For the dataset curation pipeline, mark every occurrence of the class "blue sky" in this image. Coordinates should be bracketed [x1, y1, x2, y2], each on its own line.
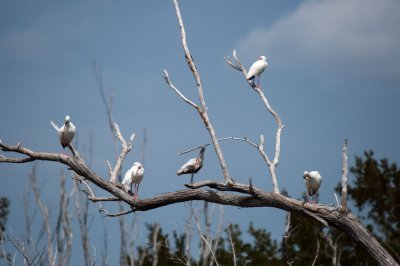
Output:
[1, 0, 400, 264]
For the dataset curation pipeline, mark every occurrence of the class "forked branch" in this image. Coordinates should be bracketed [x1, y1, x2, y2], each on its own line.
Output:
[165, 0, 233, 185]
[224, 50, 283, 194]
[107, 122, 135, 183]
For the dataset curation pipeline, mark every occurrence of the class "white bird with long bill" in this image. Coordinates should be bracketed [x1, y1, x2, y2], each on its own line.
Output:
[177, 146, 205, 184]
[123, 162, 145, 199]
[303, 171, 322, 204]
[50, 115, 76, 152]
[246, 56, 268, 89]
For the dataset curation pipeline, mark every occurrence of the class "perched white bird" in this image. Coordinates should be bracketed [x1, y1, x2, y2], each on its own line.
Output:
[177, 146, 206, 184]
[50, 115, 76, 150]
[246, 56, 268, 88]
[123, 162, 145, 199]
[303, 171, 323, 204]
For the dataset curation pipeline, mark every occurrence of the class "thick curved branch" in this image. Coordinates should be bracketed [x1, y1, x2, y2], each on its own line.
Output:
[0, 142, 397, 265]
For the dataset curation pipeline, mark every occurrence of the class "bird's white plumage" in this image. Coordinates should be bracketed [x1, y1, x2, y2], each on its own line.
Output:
[123, 162, 145, 196]
[303, 171, 322, 196]
[246, 56, 268, 80]
[177, 158, 198, 175]
[50, 115, 76, 148]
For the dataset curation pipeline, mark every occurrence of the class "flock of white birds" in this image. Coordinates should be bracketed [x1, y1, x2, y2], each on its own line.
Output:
[49, 56, 322, 202]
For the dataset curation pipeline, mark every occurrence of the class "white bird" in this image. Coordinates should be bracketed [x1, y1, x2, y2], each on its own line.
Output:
[50, 115, 76, 150]
[246, 56, 268, 88]
[122, 162, 145, 199]
[177, 146, 206, 184]
[303, 171, 323, 204]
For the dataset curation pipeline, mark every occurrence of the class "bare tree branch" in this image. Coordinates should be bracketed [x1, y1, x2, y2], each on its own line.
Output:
[29, 165, 54, 265]
[211, 204, 224, 266]
[178, 136, 258, 155]
[282, 212, 293, 266]
[108, 123, 136, 183]
[73, 176, 92, 266]
[227, 223, 237, 266]
[168, 0, 233, 185]
[162, 70, 199, 109]
[100, 208, 136, 218]
[0, 142, 398, 265]
[93, 62, 115, 134]
[341, 139, 348, 209]
[224, 51, 284, 194]
[190, 203, 219, 266]
[311, 224, 321, 266]
[321, 231, 343, 266]
[151, 223, 160, 266]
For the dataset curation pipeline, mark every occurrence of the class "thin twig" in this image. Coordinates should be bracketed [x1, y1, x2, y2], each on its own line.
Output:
[30, 165, 54, 265]
[151, 223, 160, 266]
[190, 203, 219, 266]
[227, 224, 237, 266]
[282, 212, 293, 266]
[161, 70, 199, 109]
[178, 136, 258, 155]
[311, 223, 321, 266]
[341, 139, 348, 209]
[100, 208, 135, 217]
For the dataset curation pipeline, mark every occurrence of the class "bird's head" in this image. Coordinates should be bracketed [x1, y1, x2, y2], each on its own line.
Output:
[134, 162, 143, 169]
[198, 146, 206, 157]
[65, 116, 71, 123]
[260, 56, 267, 62]
[303, 171, 309, 179]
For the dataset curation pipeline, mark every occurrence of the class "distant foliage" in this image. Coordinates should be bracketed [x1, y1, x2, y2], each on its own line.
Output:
[345, 150, 400, 262]
[131, 222, 280, 266]
[0, 197, 9, 236]
[129, 151, 399, 265]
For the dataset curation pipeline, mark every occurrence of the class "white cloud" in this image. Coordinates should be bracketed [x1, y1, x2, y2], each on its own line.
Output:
[236, 0, 400, 82]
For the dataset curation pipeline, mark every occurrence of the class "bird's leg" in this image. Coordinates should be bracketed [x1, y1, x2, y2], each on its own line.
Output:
[132, 184, 137, 199]
[130, 183, 133, 196]
[68, 144, 77, 157]
[252, 78, 256, 88]
[62, 146, 68, 156]
[135, 184, 140, 199]
[190, 173, 194, 184]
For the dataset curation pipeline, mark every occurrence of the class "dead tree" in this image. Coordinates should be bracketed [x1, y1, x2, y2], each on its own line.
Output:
[0, 0, 397, 265]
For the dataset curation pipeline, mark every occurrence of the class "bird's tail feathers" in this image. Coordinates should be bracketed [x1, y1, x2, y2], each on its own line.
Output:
[50, 120, 59, 131]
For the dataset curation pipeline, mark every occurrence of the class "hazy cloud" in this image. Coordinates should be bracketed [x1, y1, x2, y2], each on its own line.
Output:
[236, 0, 400, 81]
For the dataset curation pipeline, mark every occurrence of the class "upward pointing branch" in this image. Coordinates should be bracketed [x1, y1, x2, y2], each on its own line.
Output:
[224, 51, 283, 193]
[171, 0, 233, 184]
[341, 139, 348, 209]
